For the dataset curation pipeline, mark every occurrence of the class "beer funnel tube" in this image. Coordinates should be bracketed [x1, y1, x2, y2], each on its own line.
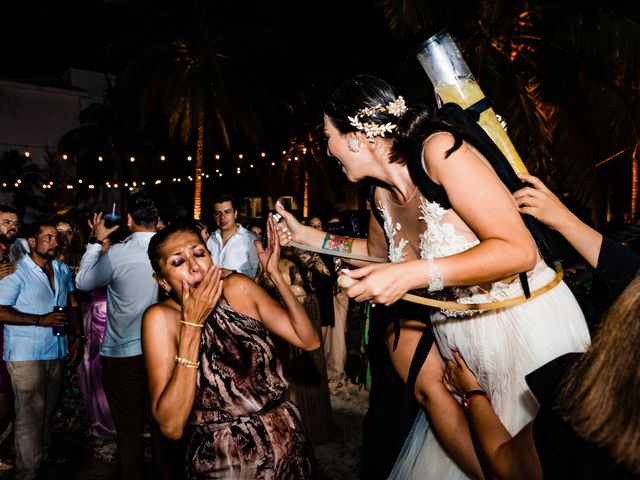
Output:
[416, 30, 529, 175]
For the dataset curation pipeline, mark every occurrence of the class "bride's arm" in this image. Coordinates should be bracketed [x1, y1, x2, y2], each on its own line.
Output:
[344, 133, 537, 304]
[274, 201, 369, 257]
[422, 133, 537, 285]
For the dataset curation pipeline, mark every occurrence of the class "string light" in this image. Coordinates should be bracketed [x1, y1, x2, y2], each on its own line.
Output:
[0, 145, 313, 193]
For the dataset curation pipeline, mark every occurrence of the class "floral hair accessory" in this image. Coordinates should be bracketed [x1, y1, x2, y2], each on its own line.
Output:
[348, 96, 408, 142]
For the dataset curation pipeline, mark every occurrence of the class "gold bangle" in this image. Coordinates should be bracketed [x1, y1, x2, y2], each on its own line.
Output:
[180, 320, 204, 328]
[174, 355, 200, 369]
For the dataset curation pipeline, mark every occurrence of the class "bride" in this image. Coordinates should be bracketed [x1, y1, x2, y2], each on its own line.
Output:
[275, 75, 590, 478]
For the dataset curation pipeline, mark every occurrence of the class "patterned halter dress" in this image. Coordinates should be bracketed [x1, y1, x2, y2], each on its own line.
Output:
[186, 302, 314, 479]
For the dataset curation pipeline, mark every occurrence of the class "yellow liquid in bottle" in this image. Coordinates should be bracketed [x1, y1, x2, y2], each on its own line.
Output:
[436, 81, 529, 175]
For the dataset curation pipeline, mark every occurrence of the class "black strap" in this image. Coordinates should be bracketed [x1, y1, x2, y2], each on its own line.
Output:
[406, 327, 434, 395]
[464, 96, 493, 121]
[405, 154, 451, 209]
[519, 272, 531, 298]
[369, 183, 386, 231]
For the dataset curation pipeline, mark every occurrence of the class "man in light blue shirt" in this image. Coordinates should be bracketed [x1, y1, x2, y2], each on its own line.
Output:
[206, 194, 259, 278]
[0, 221, 82, 479]
[75, 193, 177, 480]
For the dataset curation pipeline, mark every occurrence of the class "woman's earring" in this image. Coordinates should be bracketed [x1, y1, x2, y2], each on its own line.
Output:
[348, 137, 360, 153]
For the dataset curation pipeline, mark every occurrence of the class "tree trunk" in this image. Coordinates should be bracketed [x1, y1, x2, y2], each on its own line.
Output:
[632, 143, 638, 223]
[193, 112, 205, 220]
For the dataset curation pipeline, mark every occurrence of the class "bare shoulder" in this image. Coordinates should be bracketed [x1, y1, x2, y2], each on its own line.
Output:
[222, 272, 267, 320]
[422, 131, 459, 158]
[422, 131, 479, 181]
[143, 302, 180, 329]
[222, 272, 260, 298]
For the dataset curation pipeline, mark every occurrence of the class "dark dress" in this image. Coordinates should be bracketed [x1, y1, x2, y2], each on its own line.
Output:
[186, 303, 314, 479]
[526, 354, 639, 479]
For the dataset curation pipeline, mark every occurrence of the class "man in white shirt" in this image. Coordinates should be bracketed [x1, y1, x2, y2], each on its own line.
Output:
[75, 193, 177, 480]
[206, 194, 259, 279]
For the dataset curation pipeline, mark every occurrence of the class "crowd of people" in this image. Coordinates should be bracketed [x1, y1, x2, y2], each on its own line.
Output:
[0, 73, 637, 480]
[0, 192, 367, 479]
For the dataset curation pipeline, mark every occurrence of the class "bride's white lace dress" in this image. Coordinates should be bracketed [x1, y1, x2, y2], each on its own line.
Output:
[368, 190, 591, 479]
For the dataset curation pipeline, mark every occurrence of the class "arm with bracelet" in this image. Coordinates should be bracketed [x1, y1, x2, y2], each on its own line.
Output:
[444, 350, 543, 479]
[142, 265, 223, 440]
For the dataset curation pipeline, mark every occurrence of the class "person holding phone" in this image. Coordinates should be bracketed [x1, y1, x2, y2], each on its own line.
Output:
[0, 221, 82, 479]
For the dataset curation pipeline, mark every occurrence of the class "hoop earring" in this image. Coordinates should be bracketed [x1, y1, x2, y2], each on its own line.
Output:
[347, 137, 360, 153]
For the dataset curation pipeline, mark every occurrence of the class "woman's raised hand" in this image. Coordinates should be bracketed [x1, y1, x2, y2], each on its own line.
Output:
[274, 200, 305, 246]
[514, 173, 572, 231]
[180, 265, 223, 327]
[255, 214, 281, 276]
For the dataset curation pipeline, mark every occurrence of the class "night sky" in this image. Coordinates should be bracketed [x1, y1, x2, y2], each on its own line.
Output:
[0, 0, 411, 92]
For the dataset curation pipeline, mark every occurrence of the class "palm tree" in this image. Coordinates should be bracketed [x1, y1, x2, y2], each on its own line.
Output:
[110, 0, 273, 219]
[59, 80, 178, 214]
[275, 84, 341, 219]
[376, 0, 640, 224]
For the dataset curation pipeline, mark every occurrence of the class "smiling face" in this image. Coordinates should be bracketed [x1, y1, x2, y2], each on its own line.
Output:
[323, 115, 368, 182]
[155, 231, 213, 299]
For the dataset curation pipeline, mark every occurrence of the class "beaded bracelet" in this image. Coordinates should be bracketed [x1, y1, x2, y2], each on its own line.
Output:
[174, 355, 200, 369]
[180, 320, 203, 328]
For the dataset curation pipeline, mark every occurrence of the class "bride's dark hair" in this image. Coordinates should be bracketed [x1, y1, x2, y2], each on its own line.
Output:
[323, 75, 468, 164]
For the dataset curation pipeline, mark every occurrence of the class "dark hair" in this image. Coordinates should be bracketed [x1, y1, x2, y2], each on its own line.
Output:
[213, 194, 238, 211]
[26, 221, 56, 239]
[0, 205, 17, 216]
[54, 217, 86, 266]
[323, 74, 466, 165]
[555, 274, 640, 473]
[128, 192, 158, 229]
[147, 221, 206, 276]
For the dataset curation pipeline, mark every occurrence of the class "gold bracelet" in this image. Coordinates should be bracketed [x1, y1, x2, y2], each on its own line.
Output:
[180, 320, 204, 328]
[174, 355, 200, 369]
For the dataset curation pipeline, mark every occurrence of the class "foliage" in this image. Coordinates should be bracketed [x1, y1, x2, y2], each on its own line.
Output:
[376, 0, 640, 224]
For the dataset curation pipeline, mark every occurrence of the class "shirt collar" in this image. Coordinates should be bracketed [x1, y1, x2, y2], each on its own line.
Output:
[123, 231, 157, 242]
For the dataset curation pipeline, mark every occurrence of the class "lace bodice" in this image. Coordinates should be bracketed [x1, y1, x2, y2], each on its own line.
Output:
[369, 188, 543, 317]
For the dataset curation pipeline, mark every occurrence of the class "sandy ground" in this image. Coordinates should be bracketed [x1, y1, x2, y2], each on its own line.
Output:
[0, 377, 369, 479]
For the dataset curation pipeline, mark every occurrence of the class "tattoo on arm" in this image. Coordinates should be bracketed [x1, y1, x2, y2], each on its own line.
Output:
[321, 234, 354, 254]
